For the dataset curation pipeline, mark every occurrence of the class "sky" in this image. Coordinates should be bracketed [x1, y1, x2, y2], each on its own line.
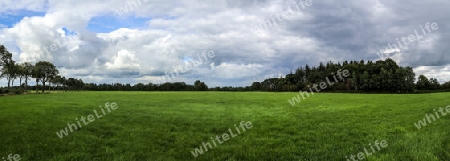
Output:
[0, 0, 449, 87]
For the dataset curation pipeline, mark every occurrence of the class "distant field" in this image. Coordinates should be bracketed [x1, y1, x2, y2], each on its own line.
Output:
[0, 92, 449, 161]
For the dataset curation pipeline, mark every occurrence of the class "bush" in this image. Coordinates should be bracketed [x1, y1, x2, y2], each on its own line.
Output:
[13, 88, 25, 94]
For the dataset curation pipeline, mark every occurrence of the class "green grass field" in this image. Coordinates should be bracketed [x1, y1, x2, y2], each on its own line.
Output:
[1, 92, 449, 161]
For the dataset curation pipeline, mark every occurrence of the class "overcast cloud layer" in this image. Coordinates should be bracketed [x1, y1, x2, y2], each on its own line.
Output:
[0, 0, 449, 87]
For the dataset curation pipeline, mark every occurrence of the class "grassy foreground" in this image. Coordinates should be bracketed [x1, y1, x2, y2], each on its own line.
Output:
[0, 91, 449, 161]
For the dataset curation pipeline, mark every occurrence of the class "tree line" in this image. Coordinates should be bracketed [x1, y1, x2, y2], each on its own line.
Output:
[247, 58, 446, 93]
[0, 45, 85, 94]
[1, 44, 450, 94]
[83, 80, 208, 91]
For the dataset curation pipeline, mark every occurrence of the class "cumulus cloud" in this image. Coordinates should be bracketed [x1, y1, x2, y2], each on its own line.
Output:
[105, 49, 140, 71]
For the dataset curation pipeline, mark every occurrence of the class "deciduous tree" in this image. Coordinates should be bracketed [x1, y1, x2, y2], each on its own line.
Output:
[34, 61, 59, 93]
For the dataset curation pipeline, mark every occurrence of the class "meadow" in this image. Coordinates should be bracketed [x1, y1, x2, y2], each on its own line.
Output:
[0, 91, 449, 161]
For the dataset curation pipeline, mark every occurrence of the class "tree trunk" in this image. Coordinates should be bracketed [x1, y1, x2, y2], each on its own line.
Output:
[7, 78, 11, 93]
[42, 82, 45, 93]
[24, 77, 28, 92]
[36, 79, 39, 93]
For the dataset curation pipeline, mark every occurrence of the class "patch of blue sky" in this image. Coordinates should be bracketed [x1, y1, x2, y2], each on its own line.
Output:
[0, 10, 46, 28]
[61, 27, 79, 36]
[87, 16, 151, 33]
[182, 55, 193, 63]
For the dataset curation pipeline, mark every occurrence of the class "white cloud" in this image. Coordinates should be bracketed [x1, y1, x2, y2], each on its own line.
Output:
[105, 49, 140, 70]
